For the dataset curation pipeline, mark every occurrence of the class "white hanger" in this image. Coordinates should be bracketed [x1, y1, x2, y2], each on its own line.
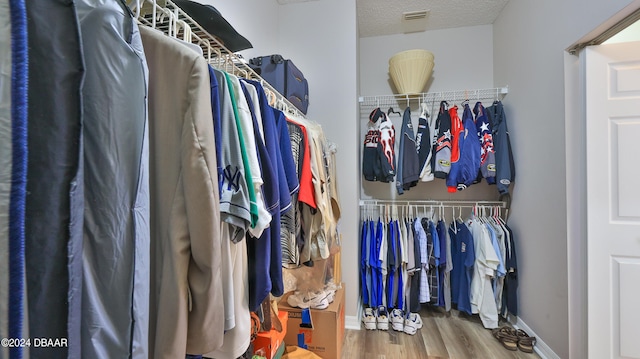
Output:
[420, 102, 429, 118]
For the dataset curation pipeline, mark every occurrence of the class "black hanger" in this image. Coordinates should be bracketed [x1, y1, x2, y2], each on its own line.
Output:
[387, 107, 401, 117]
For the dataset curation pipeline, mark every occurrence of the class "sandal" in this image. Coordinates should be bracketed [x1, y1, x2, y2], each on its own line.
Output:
[516, 329, 537, 353]
[491, 326, 518, 351]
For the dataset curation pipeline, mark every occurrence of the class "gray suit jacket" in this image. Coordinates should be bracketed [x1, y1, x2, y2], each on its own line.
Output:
[140, 26, 224, 358]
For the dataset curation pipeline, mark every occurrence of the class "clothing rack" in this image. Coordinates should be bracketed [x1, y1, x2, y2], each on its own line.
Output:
[134, 0, 307, 119]
[359, 199, 509, 220]
[359, 199, 507, 208]
[358, 86, 508, 112]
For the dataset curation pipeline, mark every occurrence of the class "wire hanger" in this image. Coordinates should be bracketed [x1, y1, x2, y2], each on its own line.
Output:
[387, 107, 401, 117]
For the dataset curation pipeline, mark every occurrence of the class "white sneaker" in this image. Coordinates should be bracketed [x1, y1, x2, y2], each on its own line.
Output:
[403, 312, 423, 335]
[362, 307, 376, 330]
[376, 306, 389, 331]
[287, 291, 330, 309]
[390, 308, 404, 331]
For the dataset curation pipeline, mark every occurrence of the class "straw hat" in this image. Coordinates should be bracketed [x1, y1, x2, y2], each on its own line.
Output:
[389, 49, 434, 95]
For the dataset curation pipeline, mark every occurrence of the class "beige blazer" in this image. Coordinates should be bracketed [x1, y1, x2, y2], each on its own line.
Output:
[140, 26, 223, 358]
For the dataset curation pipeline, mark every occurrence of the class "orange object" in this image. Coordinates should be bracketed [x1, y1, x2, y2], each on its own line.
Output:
[254, 311, 289, 359]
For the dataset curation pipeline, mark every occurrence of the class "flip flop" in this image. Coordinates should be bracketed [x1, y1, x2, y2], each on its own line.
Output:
[491, 326, 518, 351]
[515, 329, 536, 353]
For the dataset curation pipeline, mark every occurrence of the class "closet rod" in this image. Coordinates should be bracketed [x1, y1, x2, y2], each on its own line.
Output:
[135, 0, 307, 119]
[358, 86, 508, 109]
[359, 199, 507, 208]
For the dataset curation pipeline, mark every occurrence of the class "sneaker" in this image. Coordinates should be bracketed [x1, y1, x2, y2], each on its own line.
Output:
[362, 307, 376, 330]
[403, 312, 423, 335]
[287, 291, 330, 310]
[390, 308, 404, 331]
[376, 306, 389, 331]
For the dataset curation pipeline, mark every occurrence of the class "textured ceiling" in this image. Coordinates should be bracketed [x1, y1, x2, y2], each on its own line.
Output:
[357, 0, 510, 38]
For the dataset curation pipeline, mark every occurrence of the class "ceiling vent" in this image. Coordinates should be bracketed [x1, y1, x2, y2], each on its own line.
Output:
[403, 10, 430, 21]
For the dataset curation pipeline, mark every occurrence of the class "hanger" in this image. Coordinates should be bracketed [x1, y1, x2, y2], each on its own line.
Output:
[387, 107, 401, 117]
[420, 102, 429, 118]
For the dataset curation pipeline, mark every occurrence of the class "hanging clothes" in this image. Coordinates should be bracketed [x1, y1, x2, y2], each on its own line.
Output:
[416, 104, 435, 182]
[0, 1, 12, 355]
[433, 101, 452, 178]
[141, 26, 223, 358]
[467, 215, 500, 329]
[77, 1, 151, 358]
[1, 0, 29, 357]
[486, 101, 515, 195]
[21, 0, 84, 358]
[452, 103, 482, 191]
[214, 69, 252, 242]
[395, 107, 420, 194]
[362, 107, 395, 183]
[473, 101, 496, 184]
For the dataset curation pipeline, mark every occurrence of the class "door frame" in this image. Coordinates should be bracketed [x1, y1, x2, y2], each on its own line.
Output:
[564, 3, 640, 358]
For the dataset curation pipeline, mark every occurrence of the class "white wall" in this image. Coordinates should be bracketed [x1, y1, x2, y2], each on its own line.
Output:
[358, 25, 499, 201]
[493, 1, 636, 358]
[359, 25, 495, 96]
[205, 0, 280, 59]
[276, 0, 360, 318]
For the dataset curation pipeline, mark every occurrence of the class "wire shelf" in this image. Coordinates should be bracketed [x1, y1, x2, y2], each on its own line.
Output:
[358, 86, 508, 113]
[136, 0, 306, 119]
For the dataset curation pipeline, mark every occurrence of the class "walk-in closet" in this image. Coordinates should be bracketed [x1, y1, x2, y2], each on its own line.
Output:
[2, 0, 640, 358]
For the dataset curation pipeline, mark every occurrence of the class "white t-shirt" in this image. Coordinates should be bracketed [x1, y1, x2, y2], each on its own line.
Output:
[204, 224, 250, 358]
[467, 218, 500, 329]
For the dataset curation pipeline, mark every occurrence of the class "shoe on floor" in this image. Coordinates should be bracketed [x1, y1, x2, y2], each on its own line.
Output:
[390, 308, 404, 331]
[376, 305, 389, 331]
[362, 307, 376, 330]
[403, 312, 422, 335]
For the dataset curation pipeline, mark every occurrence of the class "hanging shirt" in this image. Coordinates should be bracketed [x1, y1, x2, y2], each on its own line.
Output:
[240, 81, 278, 311]
[433, 101, 452, 178]
[468, 217, 500, 329]
[453, 103, 482, 191]
[473, 101, 496, 184]
[226, 73, 271, 237]
[449, 220, 475, 315]
[212, 70, 252, 242]
[396, 107, 420, 194]
[486, 101, 515, 195]
[415, 218, 429, 303]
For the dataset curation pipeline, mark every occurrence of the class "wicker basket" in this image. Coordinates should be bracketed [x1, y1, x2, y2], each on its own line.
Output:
[389, 49, 434, 95]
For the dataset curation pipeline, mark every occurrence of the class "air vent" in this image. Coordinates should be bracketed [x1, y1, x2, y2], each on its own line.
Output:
[403, 10, 430, 21]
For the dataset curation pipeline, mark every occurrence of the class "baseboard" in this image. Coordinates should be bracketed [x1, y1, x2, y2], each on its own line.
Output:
[513, 317, 561, 359]
[345, 315, 361, 330]
[345, 298, 363, 330]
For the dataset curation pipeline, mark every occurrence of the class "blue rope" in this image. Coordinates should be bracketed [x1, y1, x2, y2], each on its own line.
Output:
[8, 0, 28, 357]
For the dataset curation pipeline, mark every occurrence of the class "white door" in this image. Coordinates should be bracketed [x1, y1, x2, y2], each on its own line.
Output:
[586, 40, 640, 359]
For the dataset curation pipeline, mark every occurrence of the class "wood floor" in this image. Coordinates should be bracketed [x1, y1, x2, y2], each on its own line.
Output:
[341, 306, 541, 359]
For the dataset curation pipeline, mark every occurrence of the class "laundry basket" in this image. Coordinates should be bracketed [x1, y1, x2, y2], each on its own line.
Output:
[389, 49, 434, 95]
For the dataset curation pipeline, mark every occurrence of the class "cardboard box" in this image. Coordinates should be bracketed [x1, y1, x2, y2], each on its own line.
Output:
[278, 285, 345, 359]
[253, 311, 289, 359]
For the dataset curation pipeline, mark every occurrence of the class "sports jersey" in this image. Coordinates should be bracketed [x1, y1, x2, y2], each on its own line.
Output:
[396, 107, 420, 194]
[213, 70, 251, 242]
[452, 103, 482, 191]
[473, 101, 496, 184]
[449, 220, 475, 315]
[226, 74, 271, 237]
[416, 111, 434, 182]
[363, 108, 396, 183]
[486, 101, 515, 195]
[433, 101, 452, 178]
